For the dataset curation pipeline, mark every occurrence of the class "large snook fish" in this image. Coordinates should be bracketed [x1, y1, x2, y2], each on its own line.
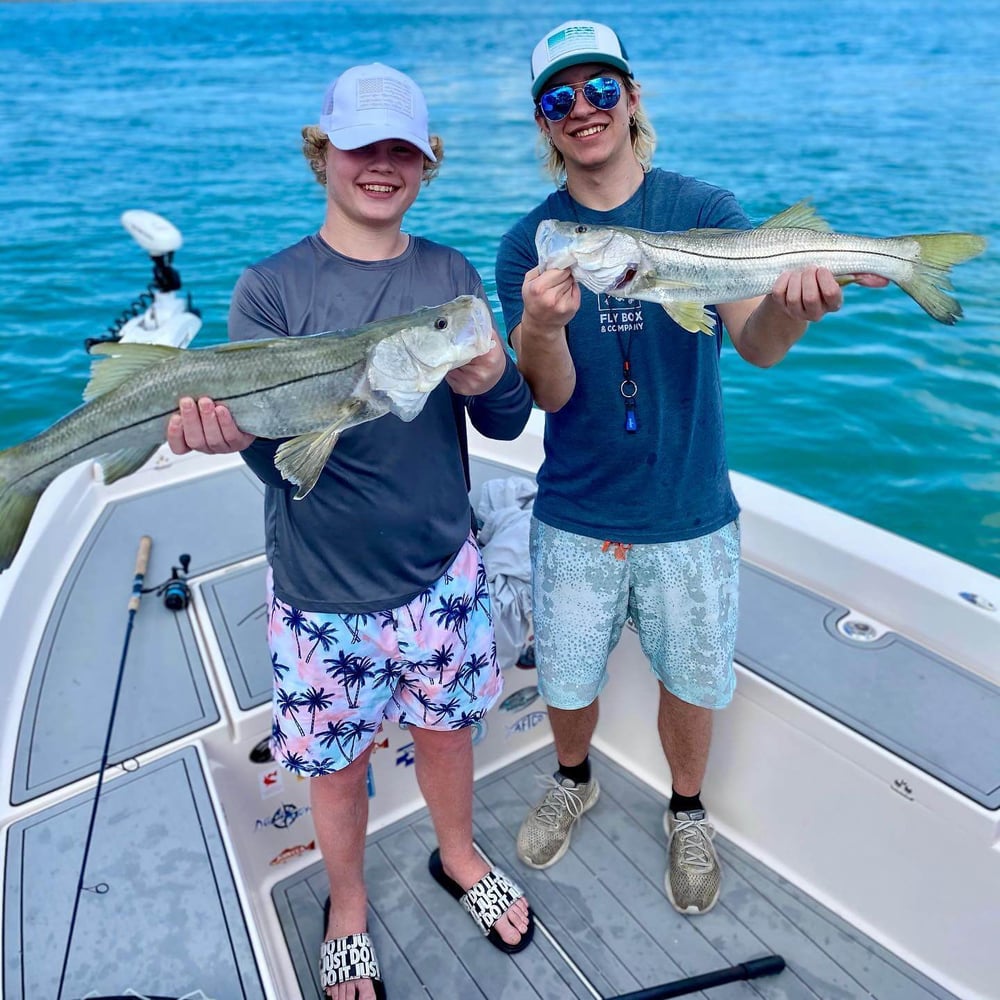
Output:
[536, 201, 987, 335]
[0, 295, 493, 572]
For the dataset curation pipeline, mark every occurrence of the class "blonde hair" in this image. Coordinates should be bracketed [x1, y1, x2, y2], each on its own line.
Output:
[301, 125, 444, 185]
[536, 75, 656, 186]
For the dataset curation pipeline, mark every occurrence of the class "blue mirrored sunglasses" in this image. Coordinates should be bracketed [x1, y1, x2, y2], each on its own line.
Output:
[537, 75, 623, 122]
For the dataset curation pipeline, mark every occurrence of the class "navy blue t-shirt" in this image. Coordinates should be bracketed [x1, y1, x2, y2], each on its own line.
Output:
[495, 168, 751, 543]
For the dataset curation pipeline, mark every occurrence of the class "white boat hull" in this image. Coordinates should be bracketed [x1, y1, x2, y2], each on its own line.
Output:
[0, 410, 996, 999]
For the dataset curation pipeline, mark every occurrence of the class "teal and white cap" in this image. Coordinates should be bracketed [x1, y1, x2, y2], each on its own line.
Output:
[530, 20, 632, 100]
[319, 62, 436, 162]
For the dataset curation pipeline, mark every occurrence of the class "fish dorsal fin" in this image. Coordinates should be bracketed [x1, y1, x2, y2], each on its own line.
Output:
[662, 301, 716, 336]
[760, 200, 832, 232]
[84, 342, 182, 402]
[274, 400, 367, 500]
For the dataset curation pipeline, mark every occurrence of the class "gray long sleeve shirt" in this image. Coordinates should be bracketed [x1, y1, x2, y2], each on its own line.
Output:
[230, 233, 532, 613]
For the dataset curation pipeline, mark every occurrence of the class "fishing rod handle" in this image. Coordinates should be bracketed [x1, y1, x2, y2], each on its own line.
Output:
[128, 535, 153, 611]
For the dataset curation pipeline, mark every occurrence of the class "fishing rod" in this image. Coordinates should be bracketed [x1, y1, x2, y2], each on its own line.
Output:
[56, 536, 153, 1000]
[606, 954, 786, 999]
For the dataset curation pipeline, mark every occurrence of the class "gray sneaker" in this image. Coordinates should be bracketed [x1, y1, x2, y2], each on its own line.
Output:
[663, 808, 722, 914]
[516, 773, 600, 869]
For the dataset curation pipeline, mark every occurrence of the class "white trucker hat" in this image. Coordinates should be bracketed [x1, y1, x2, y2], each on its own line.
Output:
[530, 20, 633, 100]
[319, 63, 436, 162]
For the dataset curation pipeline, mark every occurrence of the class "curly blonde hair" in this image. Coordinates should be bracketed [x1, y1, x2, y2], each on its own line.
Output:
[301, 125, 443, 185]
[536, 75, 656, 186]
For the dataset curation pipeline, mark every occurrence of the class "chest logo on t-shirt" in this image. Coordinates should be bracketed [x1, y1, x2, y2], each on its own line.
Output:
[596, 293, 645, 336]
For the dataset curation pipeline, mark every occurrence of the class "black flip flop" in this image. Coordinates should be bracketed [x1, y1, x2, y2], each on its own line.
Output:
[427, 848, 535, 954]
[320, 895, 388, 999]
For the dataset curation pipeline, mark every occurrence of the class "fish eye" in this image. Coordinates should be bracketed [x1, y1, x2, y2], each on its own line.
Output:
[574, 225, 588, 234]
[434, 317, 448, 330]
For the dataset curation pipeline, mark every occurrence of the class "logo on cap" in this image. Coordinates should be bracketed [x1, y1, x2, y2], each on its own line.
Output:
[546, 24, 599, 56]
[356, 76, 415, 119]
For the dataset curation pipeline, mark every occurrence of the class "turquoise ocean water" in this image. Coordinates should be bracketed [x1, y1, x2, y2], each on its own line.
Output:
[1, 0, 998, 577]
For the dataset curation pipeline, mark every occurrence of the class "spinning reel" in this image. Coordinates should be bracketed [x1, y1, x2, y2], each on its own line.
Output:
[144, 553, 192, 611]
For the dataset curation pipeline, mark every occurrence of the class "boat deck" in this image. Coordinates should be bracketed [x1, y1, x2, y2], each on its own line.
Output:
[3, 449, 996, 998]
[274, 746, 957, 1000]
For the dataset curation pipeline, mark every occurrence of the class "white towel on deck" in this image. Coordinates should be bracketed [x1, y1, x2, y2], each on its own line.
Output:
[475, 477, 536, 670]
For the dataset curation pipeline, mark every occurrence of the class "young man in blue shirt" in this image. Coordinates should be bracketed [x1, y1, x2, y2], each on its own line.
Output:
[495, 20, 887, 916]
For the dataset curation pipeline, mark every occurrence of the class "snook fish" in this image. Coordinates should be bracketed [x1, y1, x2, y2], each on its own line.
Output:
[0, 295, 493, 572]
[536, 201, 986, 335]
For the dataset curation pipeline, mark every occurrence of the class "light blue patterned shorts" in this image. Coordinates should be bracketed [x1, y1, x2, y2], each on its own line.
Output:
[529, 518, 740, 710]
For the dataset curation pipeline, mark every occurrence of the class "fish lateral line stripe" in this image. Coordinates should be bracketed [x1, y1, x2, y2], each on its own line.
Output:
[11, 409, 181, 489]
[644, 244, 914, 267]
[10, 367, 361, 488]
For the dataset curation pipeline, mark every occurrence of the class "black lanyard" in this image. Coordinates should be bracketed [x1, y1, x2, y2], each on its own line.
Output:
[568, 174, 648, 434]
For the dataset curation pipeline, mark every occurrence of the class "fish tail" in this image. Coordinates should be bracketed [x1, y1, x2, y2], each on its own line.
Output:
[0, 452, 42, 573]
[898, 233, 987, 325]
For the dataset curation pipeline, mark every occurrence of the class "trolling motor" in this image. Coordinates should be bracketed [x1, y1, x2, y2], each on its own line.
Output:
[85, 210, 202, 352]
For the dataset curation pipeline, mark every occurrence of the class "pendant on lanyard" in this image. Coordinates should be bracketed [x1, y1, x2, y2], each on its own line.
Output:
[620, 359, 638, 433]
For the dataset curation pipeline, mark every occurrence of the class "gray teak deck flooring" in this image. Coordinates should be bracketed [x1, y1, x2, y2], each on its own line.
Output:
[274, 747, 957, 1000]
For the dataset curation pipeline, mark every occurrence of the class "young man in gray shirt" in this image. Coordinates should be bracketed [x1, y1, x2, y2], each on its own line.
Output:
[170, 62, 534, 1000]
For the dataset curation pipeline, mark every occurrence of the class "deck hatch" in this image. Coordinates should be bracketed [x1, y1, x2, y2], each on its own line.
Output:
[11, 465, 265, 804]
[4, 746, 266, 998]
[736, 563, 1000, 809]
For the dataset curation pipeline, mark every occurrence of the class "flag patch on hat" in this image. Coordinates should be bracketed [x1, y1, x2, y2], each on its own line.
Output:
[547, 24, 598, 55]
[356, 77, 414, 118]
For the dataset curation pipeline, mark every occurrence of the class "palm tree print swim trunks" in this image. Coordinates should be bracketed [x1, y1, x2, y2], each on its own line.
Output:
[267, 533, 503, 774]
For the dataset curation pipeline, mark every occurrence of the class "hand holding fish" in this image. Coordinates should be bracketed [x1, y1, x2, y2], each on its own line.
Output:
[508, 265, 581, 413]
[444, 331, 506, 395]
[768, 265, 889, 323]
[167, 396, 256, 455]
[521, 264, 581, 335]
